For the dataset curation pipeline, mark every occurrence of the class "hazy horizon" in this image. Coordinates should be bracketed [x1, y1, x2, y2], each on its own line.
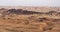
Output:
[0, 0, 60, 7]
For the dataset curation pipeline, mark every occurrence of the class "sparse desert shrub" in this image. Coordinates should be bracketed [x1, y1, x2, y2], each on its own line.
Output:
[7, 18, 10, 19]
[43, 26, 53, 31]
[38, 17, 48, 22]
[46, 11, 57, 16]
[53, 19, 60, 22]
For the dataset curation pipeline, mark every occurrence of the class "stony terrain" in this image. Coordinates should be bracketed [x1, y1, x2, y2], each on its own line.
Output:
[0, 7, 60, 32]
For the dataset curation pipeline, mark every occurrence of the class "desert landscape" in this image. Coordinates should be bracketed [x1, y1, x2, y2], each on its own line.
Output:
[0, 6, 60, 32]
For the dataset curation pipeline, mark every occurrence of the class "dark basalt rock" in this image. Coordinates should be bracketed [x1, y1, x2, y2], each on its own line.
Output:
[5, 9, 42, 15]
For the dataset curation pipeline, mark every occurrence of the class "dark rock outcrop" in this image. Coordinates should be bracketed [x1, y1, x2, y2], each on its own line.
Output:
[5, 9, 42, 15]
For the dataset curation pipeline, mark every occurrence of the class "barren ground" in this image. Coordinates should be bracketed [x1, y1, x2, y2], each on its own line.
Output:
[0, 6, 60, 32]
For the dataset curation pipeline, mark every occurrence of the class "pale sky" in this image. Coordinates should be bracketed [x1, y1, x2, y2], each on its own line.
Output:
[0, 0, 60, 7]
